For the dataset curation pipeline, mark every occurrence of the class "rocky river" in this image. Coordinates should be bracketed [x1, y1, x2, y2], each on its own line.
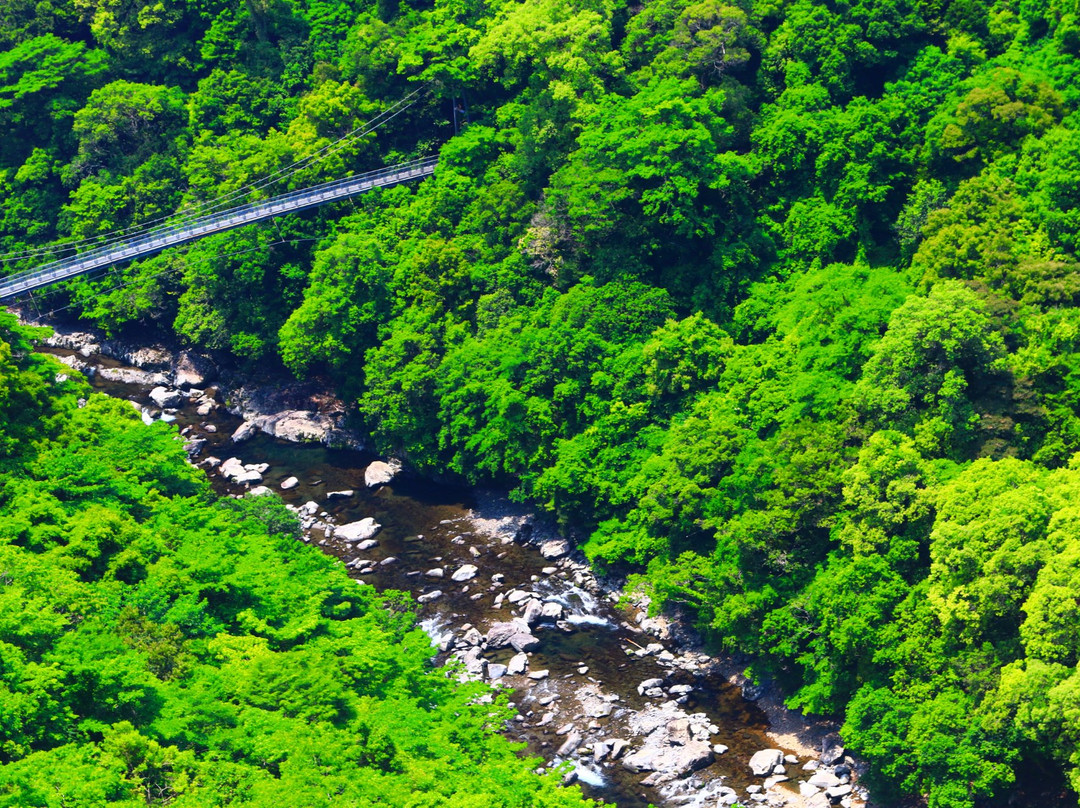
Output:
[41, 322, 871, 808]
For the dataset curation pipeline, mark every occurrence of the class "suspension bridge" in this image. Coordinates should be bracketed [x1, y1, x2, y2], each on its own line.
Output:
[0, 87, 439, 305]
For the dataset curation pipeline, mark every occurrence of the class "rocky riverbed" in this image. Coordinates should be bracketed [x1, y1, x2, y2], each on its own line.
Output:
[38, 318, 872, 808]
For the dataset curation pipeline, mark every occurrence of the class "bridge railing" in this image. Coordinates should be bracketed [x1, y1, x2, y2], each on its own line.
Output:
[0, 156, 437, 302]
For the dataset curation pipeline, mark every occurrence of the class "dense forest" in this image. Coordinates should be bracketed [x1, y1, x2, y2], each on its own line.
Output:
[2, 0, 1080, 805]
[0, 311, 596, 805]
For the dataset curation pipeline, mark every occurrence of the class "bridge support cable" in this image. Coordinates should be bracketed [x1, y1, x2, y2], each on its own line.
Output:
[0, 84, 431, 266]
[0, 156, 437, 303]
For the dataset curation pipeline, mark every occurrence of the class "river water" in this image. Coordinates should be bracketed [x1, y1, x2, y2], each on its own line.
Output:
[49, 345, 820, 808]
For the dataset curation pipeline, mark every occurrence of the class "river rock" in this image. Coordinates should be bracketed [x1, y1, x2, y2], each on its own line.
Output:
[149, 386, 183, 409]
[57, 354, 95, 378]
[461, 647, 485, 677]
[807, 770, 841, 789]
[231, 421, 258, 443]
[637, 678, 664, 696]
[235, 469, 263, 485]
[107, 343, 173, 369]
[364, 459, 401, 487]
[416, 590, 442, 603]
[356, 539, 379, 551]
[622, 731, 713, 780]
[510, 632, 541, 652]
[425, 568, 444, 578]
[716, 786, 739, 805]
[486, 621, 528, 647]
[327, 489, 354, 499]
[820, 733, 845, 766]
[462, 627, 483, 646]
[280, 476, 299, 490]
[259, 410, 332, 443]
[522, 598, 544, 626]
[557, 732, 583, 757]
[487, 663, 507, 680]
[539, 539, 570, 559]
[99, 367, 170, 386]
[749, 749, 785, 776]
[507, 652, 529, 675]
[335, 518, 381, 542]
[246, 486, 273, 497]
[620, 702, 715, 782]
[451, 564, 478, 582]
[541, 601, 564, 620]
[174, 351, 216, 389]
[219, 457, 244, 479]
[184, 438, 206, 458]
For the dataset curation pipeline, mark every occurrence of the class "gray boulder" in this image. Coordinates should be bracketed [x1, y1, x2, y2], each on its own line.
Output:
[507, 652, 529, 675]
[364, 459, 401, 487]
[149, 386, 183, 409]
[541, 601, 565, 620]
[100, 367, 170, 386]
[174, 351, 216, 389]
[486, 621, 529, 647]
[821, 733, 845, 766]
[335, 518, 381, 542]
[451, 564, 478, 582]
[235, 469, 263, 485]
[522, 598, 544, 626]
[749, 749, 785, 776]
[510, 632, 540, 653]
[637, 678, 664, 695]
[231, 421, 258, 443]
[539, 539, 570, 559]
[557, 732, 583, 757]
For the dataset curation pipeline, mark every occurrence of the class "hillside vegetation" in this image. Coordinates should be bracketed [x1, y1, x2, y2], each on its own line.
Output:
[3, 0, 1080, 805]
[0, 312, 596, 806]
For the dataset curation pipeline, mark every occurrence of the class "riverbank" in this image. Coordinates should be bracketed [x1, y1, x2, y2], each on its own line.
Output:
[33, 312, 871, 808]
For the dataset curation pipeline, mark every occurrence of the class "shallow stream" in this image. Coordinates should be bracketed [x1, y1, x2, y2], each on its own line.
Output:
[52, 346, 806, 808]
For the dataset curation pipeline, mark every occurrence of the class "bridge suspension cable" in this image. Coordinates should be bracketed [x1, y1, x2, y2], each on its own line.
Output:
[0, 156, 437, 303]
[0, 83, 431, 264]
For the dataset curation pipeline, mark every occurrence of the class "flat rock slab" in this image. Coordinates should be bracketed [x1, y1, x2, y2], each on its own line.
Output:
[451, 564, 478, 582]
[335, 518, 381, 542]
[622, 740, 713, 779]
[539, 539, 570, 559]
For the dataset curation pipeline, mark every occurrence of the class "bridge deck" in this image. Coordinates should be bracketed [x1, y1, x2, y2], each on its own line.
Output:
[0, 156, 437, 303]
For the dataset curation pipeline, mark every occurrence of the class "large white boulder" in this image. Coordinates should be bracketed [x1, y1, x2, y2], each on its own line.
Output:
[749, 749, 785, 776]
[364, 459, 401, 487]
[335, 518, 381, 542]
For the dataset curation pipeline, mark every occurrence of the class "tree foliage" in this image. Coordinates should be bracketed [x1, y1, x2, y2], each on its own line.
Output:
[6, 0, 1080, 803]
